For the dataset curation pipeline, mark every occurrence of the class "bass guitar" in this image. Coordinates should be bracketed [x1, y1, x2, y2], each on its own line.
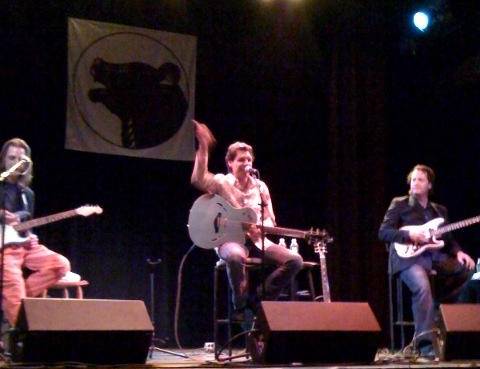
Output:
[394, 214, 480, 258]
[1, 205, 103, 247]
[188, 194, 329, 249]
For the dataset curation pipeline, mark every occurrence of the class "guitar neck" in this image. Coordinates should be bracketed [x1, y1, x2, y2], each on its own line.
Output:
[436, 215, 480, 236]
[319, 254, 331, 303]
[14, 209, 78, 232]
[262, 225, 308, 239]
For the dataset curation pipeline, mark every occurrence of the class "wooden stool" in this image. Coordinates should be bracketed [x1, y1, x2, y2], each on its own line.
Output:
[42, 279, 89, 299]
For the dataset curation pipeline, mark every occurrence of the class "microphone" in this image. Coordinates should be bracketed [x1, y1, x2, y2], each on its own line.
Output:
[245, 165, 259, 177]
[0, 156, 31, 181]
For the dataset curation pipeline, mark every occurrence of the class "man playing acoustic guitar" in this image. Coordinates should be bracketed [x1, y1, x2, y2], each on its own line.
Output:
[191, 121, 303, 319]
[379, 164, 474, 360]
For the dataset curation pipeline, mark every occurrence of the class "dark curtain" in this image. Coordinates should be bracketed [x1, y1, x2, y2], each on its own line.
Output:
[321, 2, 390, 340]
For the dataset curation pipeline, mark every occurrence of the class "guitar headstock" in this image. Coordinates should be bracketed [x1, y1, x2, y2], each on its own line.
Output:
[306, 227, 333, 254]
[75, 205, 103, 217]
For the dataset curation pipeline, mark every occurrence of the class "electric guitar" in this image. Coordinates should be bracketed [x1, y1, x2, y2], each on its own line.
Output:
[394, 214, 480, 258]
[187, 194, 330, 249]
[1, 205, 103, 247]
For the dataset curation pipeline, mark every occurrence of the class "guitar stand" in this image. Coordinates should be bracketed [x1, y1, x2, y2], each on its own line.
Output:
[146, 258, 188, 360]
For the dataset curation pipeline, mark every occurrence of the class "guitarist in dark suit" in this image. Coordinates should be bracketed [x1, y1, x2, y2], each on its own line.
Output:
[0, 138, 70, 327]
[191, 121, 303, 318]
[379, 164, 474, 359]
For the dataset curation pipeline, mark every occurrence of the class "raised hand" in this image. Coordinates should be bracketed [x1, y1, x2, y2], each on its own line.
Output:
[193, 120, 216, 151]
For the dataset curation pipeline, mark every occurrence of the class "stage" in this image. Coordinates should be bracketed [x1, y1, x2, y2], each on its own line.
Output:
[141, 348, 480, 368]
[7, 348, 479, 369]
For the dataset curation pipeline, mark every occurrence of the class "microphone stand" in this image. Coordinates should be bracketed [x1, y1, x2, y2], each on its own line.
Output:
[146, 258, 187, 359]
[251, 170, 266, 301]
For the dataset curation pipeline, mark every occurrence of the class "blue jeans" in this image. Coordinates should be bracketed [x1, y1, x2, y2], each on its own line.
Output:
[218, 242, 303, 310]
[399, 252, 471, 345]
[400, 264, 435, 343]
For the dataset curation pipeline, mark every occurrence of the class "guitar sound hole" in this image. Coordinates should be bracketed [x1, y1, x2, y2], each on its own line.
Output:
[213, 212, 222, 233]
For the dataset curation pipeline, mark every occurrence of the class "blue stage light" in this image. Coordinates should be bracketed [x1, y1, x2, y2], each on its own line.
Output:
[413, 11, 430, 32]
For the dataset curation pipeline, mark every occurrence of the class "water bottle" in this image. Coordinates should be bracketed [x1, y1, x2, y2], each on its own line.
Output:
[290, 238, 299, 254]
[476, 258, 480, 273]
[278, 238, 287, 248]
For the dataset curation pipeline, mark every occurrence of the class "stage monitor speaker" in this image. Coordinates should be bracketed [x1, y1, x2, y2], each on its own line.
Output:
[440, 304, 480, 360]
[10, 298, 153, 364]
[249, 301, 381, 364]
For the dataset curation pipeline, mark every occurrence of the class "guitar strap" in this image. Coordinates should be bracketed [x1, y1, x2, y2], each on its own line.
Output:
[20, 188, 33, 234]
[21, 190, 28, 212]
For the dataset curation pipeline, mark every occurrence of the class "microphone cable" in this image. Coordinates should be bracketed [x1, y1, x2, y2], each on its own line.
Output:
[174, 243, 197, 350]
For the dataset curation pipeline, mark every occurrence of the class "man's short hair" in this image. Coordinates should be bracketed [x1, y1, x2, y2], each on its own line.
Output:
[407, 164, 435, 187]
[224, 141, 254, 171]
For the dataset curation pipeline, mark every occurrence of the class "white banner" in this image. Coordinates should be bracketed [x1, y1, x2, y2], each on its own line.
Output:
[66, 18, 196, 161]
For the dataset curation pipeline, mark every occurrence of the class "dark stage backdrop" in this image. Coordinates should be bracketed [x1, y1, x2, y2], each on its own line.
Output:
[2, 0, 480, 347]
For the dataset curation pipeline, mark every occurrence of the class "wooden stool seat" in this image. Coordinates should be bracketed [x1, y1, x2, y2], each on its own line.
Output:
[42, 279, 89, 299]
[302, 261, 318, 268]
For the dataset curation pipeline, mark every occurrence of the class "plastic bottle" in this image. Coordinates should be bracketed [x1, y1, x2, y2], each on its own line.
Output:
[290, 238, 299, 254]
[278, 238, 287, 248]
[476, 258, 480, 273]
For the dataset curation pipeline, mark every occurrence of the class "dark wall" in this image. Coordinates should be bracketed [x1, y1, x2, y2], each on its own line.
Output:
[2, 0, 480, 347]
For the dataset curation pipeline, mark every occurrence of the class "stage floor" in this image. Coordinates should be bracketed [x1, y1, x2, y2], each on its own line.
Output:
[146, 348, 480, 369]
[2, 347, 480, 368]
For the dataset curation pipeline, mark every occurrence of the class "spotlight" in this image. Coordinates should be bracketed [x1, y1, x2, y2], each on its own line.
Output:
[413, 11, 430, 32]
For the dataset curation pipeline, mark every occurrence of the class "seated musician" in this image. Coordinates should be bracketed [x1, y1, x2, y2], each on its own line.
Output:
[191, 121, 303, 318]
[378, 164, 474, 360]
[0, 138, 70, 327]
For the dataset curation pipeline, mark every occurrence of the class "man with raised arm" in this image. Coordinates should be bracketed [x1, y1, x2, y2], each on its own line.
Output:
[191, 121, 303, 317]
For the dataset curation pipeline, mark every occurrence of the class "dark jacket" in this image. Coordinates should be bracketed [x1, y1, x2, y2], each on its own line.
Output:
[0, 184, 35, 220]
[378, 195, 461, 274]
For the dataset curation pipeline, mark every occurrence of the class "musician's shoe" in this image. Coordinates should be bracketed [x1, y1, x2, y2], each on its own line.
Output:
[415, 343, 437, 363]
[0, 319, 12, 358]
